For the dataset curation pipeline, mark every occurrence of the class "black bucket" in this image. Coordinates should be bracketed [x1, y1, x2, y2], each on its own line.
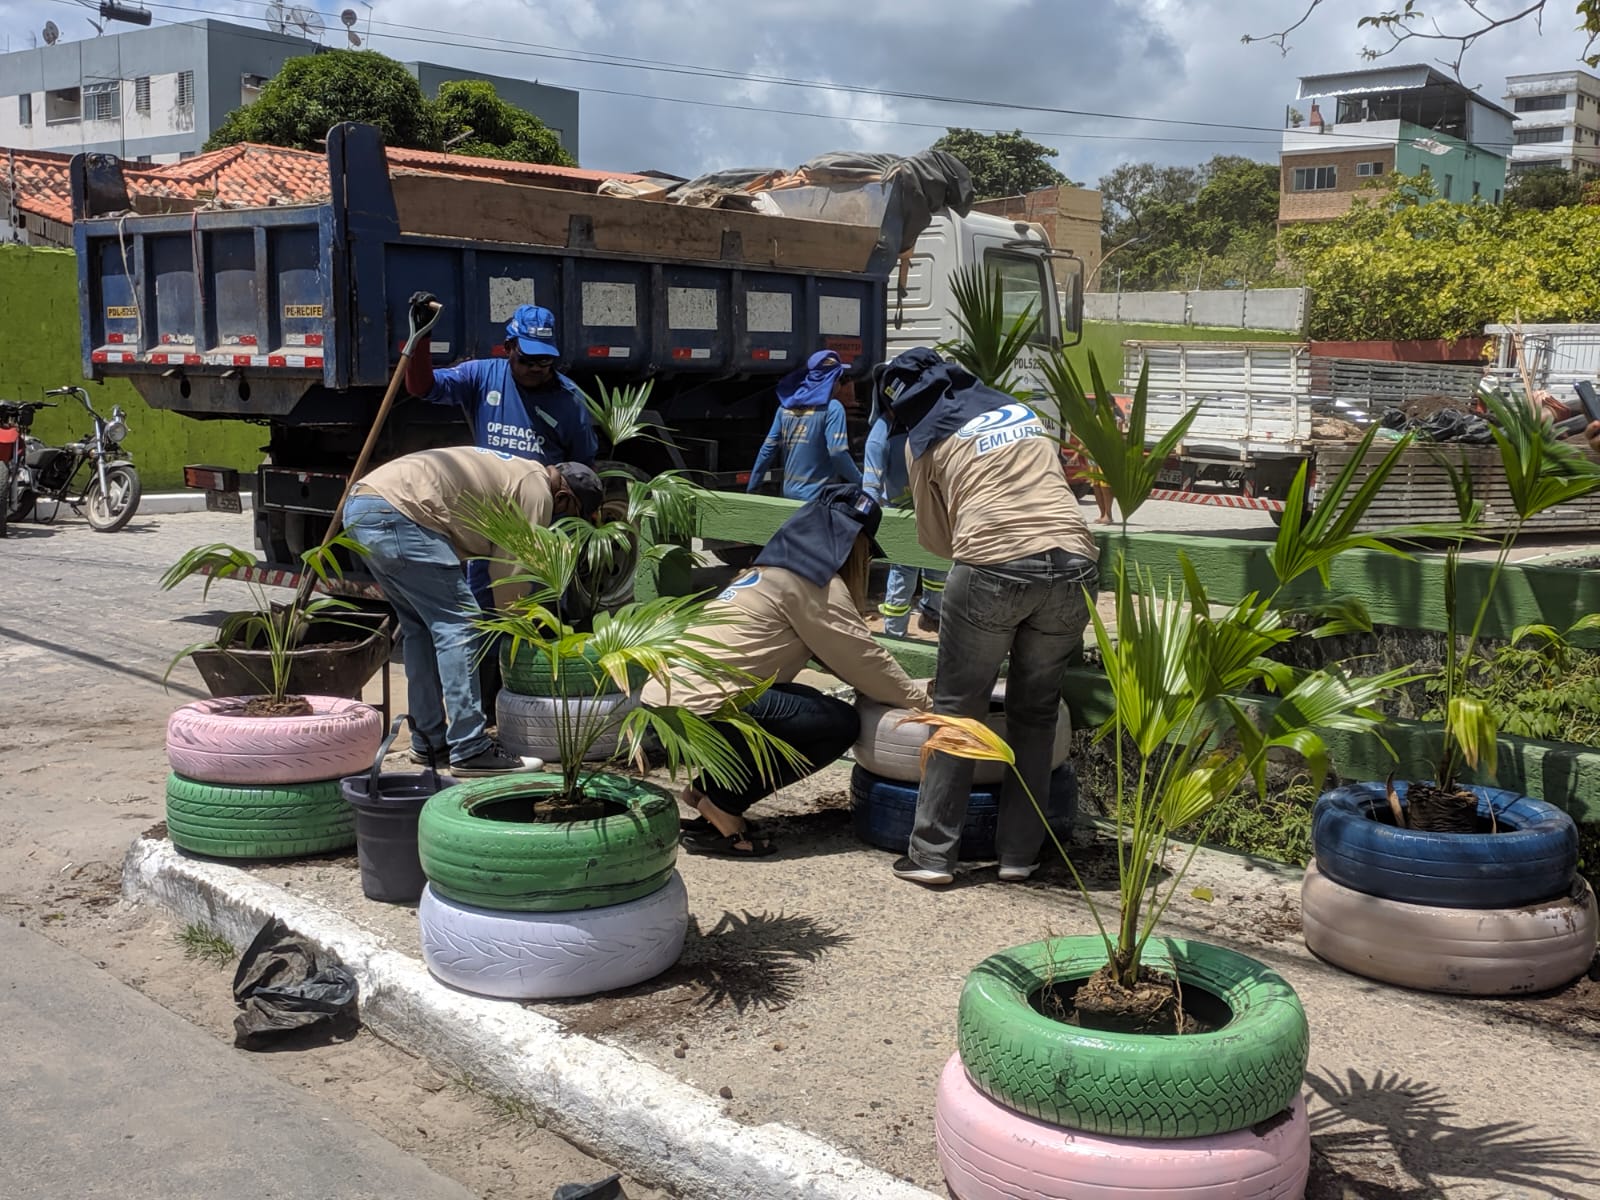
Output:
[341, 716, 455, 903]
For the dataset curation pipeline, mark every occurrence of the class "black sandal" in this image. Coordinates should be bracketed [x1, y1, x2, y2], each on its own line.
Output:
[680, 825, 777, 858]
[680, 814, 761, 836]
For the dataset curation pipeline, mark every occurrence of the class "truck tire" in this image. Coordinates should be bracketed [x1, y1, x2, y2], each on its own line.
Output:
[853, 695, 1071, 785]
[499, 642, 638, 697]
[165, 774, 355, 859]
[1312, 782, 1578, 909]
[418, 873, 688, 1000]
[848, 764, 1077, 861]
[1301, 862, 1599, 996]
[935, 1056, 1311, 1200]
[956, 936, 1310, 1139]
[417, 771, 678, 911]
[165, 695, 383, 785]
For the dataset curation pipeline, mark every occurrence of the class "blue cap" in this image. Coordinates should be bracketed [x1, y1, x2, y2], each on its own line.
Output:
[506, 304, 559, 358]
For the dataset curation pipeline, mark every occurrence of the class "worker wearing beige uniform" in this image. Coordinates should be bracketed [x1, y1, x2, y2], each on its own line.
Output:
[640, 484, 930, 857]
[343, 446, 603, 777]
[878, 347, 1099, 887]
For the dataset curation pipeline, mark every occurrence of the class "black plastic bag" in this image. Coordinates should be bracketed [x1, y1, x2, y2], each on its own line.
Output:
[231, 918, 359, 1049]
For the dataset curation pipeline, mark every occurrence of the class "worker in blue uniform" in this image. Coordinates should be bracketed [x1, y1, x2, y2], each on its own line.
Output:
[862, 377, 945, 639]
[747, 349, 862, 500]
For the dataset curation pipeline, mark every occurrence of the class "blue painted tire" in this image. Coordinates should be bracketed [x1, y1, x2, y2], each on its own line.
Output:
[1312, 782, 1578, 909]
[850, 764, 1077, 860]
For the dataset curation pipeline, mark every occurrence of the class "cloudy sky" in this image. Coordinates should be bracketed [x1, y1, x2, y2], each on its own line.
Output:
[7, 0, 1599, 185]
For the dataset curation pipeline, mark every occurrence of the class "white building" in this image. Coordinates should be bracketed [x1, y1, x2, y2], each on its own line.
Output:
[1503, 69, 1600, 175]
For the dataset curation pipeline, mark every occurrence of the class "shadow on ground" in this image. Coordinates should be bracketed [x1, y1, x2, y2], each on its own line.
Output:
[1305, 1067, 1600, 1199]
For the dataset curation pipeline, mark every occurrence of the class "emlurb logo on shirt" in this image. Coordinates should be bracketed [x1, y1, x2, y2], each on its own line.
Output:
[716, 569, 761, 602]
[486, 389, 503, 408]
[956, 403, 1046, 456]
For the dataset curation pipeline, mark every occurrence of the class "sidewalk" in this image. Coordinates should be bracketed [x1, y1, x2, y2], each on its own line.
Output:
[0, 919, 477, 1200]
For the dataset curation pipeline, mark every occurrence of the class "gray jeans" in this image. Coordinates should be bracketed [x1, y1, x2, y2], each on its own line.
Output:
[909, 549, 1098, 872]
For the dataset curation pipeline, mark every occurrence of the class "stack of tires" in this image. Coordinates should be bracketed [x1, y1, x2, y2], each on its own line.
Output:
[1301, 781, 1599, 995]
[414, 773, 688, 1000]
[163, 697, 381, 859]
[494, 644, 636, 764]
[936, 937, 1313, 1199]
[849, 693, 1075, 859]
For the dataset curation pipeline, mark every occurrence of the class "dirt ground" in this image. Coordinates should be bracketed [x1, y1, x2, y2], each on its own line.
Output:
[6, 508, 1600, 1200]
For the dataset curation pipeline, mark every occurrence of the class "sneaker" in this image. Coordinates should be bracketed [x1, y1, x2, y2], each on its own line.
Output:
[451, 744, 533, 777]
[892, 855, 954, 886]
[407, 746, 446, 766]
[998, 862, 1039, 883]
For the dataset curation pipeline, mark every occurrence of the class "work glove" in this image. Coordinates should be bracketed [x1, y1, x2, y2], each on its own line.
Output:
[408, 290, 439, 330]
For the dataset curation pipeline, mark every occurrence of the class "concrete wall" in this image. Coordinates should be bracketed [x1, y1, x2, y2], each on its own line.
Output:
[1084, 289, 1308, 333]
[0, 244, 263, 490]
[407, 63, 581, 161]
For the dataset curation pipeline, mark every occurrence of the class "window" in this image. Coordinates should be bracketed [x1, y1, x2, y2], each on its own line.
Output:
[1356, 160, 1386, 177]
[1443, 174, 1453, 199]
[982, 250, 1051, 346]
[1292, 165, 1338, 190]
[1495, 188, 1502, 203]
[240, 73, 268, 105]
[17, 93, 31, 127]
[1516, 127, 1566, 144]
[1580, 95, 1588, 111]
[176, 70, 195, 110]
[179, 150, 196, 161]
[1515, 94, 1567, 112]
[84, 81, 119, 123]
[1473, 180, 1481, 197]
[134, 76, 150, 114]
[1419, 163, 1431, 176]
[44, 87, 81, 125]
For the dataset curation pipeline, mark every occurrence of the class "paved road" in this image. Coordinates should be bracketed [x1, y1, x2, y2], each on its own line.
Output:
[0, 919, 478, 1200]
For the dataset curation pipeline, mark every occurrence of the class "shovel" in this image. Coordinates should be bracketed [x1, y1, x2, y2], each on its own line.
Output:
[289, 296, 442, 611]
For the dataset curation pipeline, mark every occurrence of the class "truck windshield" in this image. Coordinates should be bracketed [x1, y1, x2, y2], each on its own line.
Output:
[983, 250, 1052, 345]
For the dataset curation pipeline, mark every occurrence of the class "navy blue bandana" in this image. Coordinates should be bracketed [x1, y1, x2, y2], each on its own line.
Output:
[755, 484, 887, 587]
[879, 347, 1012, 459]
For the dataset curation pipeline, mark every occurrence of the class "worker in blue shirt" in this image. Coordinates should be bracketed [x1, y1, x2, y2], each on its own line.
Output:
[862, 371, 945, 639]
[747, 349, 863, 501]
[405, 297, 599, 469]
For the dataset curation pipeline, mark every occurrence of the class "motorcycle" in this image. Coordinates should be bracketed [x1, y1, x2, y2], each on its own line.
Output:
[2, 386, 142, 534]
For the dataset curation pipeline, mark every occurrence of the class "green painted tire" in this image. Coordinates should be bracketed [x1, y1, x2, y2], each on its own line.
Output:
[417, 772, 678, 911]
[957, 936, 1309, 1139]
[165, 773, 355, 860]
[500, 643, 641, 697]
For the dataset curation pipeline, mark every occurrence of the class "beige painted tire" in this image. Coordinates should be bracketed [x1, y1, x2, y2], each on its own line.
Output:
[853, 687, 1071, 785]
[1301, 861, 1599, 996]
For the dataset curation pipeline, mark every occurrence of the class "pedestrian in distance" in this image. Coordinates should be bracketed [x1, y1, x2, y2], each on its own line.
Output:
[342, 446, 604, 777]
[747, 349, 864, 500]
[640, 484, 930, 857]
[878, 347, 1099, 888]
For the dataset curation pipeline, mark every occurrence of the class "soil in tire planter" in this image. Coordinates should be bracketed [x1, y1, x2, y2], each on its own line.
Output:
[239, 695, 314, 718]
[1404, 781, 1481, 833]
[1037, 965, 1231, 1035]
[471, 794, 629, 825]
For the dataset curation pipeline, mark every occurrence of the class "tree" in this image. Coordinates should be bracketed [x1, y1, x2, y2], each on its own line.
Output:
[1506, 165, 1589, 211]
[1243, 1, 1600, 78]
[932, 128, 1071, 200]
[206, 50, 438, 153]
[433, 79, 575, 167]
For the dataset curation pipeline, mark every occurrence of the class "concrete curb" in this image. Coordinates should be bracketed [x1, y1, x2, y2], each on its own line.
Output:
[122, 837, 939, 1200]
[141, 492, 255, 515]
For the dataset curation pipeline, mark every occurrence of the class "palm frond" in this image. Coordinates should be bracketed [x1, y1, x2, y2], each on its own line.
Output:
[582, 378, 659, 449]
[940, 264, 1040, 393]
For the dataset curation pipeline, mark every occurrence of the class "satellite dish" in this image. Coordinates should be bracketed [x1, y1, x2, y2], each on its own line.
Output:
[286, 5, 326, 41]
[42, 20, 59, 44]
[347, 31, 361, 46]
[265, 0, 288, 33]
[1411, 137, 1451, 157]
[86, 17, 104, 35]
[340, 8, 357, 26]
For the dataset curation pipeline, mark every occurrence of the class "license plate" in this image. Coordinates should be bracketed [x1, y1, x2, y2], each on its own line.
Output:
[205, 488, 243, 514]
[1156, 470, 1184, 487]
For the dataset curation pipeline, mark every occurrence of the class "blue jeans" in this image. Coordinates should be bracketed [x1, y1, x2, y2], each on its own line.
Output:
[698, 683, 859, 816]
[880, 565, 947, 637]
[909, 549, 1098, 872]
[343, 494, 492, 764]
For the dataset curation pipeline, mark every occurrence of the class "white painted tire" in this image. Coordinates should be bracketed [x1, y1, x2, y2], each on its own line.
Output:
[1301, 861, 1599, 996]
[418, 872, 689, 1000]
[165, 695, 383, 786]
[935, 1055, 1311, 1200]
[854, 690, 1071, 784]
[495, 690, 635, 763]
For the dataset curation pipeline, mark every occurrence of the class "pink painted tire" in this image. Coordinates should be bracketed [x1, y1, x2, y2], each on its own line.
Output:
[1301, 861, 1599, 996]
[935, 1056, 1310, 1200]
[166, 695, 383, 786]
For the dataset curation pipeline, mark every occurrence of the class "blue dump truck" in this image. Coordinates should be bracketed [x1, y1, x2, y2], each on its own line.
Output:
[70, 122, 1077, 572]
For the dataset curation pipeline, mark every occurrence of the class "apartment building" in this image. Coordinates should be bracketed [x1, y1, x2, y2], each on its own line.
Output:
[1503, 69, 1600, 175]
